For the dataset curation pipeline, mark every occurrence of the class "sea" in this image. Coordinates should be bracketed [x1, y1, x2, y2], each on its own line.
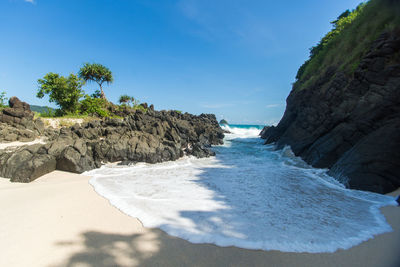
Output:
[86, 124, 397, 253]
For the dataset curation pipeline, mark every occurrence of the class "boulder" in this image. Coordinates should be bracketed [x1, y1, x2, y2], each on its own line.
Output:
[3, 96, 33, 120]
[56, 146, 95, 173]
[1, 147, 56, 183]
[0, 97, 46, 142]
[11, 154, 57, 183]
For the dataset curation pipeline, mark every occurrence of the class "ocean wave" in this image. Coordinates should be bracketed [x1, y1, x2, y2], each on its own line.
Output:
[87, 125, 396, 253]
[221, 124, 262, 139]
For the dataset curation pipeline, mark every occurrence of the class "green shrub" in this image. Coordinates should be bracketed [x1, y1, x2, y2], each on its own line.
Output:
[79, 94, 110, 117]
[39, 107, 57, 117]
[0, 91, 7, 108]
[91, 89, 102, 99]
[133, 104, 147, 113]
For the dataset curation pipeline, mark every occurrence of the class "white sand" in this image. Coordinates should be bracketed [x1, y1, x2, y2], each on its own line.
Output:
[41, 118, 87, 129]
[0, 138, 46, 150]
[0, 172, 399, 267]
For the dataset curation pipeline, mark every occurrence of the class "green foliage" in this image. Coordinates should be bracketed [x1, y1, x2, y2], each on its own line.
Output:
[308, 6, 365, 59]
[294, 0, 400, 91]
[0, 91, 7, 107]
[133, 104, 147, 113]
[118, 94, 130, 104]
[79, 94, 110, 117]
[118, 94, 137, 106]
[297, 3, 366, 81]
[78, 63, 113, 99]
[37, 73, 84, 115]
[91, 89, 102, 99]
[39, 107, 57, 118]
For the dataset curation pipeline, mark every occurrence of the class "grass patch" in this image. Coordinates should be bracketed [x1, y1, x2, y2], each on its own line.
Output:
[295, 0, 400, 91]
[40, 115, 101, 128]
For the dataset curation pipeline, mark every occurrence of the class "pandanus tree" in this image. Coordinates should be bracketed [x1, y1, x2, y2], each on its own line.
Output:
[78, 63, 113, 100]
[118, 94, 136, 106]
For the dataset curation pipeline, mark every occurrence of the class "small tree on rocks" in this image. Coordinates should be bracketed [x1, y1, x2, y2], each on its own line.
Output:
[0, 91, 7, 107]
[78, 63, 113, 100]
[37, 73, 84, 114]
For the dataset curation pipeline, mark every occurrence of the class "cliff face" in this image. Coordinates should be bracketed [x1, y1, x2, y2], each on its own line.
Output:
[262, 1, 400, 194]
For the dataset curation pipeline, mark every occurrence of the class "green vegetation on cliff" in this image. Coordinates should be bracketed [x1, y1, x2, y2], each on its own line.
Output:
[294, 0, 400, 91]
[0, 91, 7, 108]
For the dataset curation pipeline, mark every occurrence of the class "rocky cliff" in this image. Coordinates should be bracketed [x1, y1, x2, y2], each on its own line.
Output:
[262, 0, 400, 194]
[0, 98, 224, 183]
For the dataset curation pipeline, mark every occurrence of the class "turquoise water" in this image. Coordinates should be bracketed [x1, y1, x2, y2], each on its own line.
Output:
[87, 124, 397, 253]
[221, 124, 265, 130]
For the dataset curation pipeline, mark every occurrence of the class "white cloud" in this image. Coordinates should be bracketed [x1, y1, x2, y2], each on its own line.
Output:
[200, 103, 234, 109]
[266, 104, 280, 108]
[24, 0, 35, 3]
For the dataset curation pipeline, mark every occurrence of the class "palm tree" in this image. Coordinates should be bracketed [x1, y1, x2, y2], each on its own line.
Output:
[78, 63, 113, 99]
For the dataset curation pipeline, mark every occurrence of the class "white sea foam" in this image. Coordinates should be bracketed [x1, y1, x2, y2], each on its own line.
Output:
[87, 126, 397, 253]
[221, 124, 261, 139]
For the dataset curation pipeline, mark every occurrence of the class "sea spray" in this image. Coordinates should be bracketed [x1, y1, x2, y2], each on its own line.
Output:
[87, 125, 397, 253]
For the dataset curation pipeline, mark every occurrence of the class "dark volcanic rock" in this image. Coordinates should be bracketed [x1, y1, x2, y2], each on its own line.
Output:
[0, 109, 224, 183]
[328, 119, 400, 193]
[259, 126, 270, 137]
[0, 97, 46, 142]
[261, 30, 400, 194]
[56, 144, 96, 173]
[0, 145, 57, 183]
[2, 97, 34, 121]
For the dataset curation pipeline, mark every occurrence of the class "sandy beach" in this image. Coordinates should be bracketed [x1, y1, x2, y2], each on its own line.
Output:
[0, 171, 399, 267]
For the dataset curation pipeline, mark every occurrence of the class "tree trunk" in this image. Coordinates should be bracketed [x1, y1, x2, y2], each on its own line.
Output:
[99, 84, 106, 100]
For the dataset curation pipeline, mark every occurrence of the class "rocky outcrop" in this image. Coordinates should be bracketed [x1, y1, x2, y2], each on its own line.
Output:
[262, 30, 400, 194]
[0, 97, 46, 142]
[0, 108, 224, 183]
[259, 126, 270, 137]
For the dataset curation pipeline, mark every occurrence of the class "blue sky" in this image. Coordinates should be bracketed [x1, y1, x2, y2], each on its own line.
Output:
[0, 0, 363, 125]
